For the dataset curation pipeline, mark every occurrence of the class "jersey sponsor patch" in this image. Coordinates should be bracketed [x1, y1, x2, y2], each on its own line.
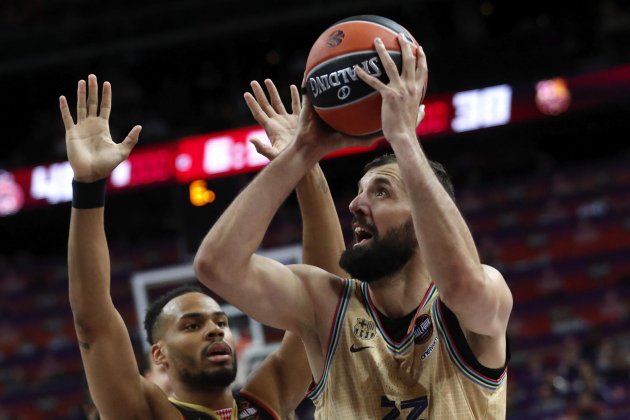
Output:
[353, 317, 376, 340]
[238, 406, 258, 419]
[421, 336, 439, 361]
[413, 314, 433, 345]
[235, 397, 268, 419]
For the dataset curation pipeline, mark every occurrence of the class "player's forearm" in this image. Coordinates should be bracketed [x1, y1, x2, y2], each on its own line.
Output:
[275, 331, 313, 415]
[68, 211, 158, 419]
[296, 164, 346, 277]
[241, 331, 312, 418]
[68, 208, 114, 330]
[390, 137, 484, 295]
[194, 141, 321, 285]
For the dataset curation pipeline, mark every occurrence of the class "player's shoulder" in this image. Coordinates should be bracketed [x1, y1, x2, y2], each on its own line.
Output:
[288, 263, 348, 307]
[481, 264, 502, 276]
[483, 262, 510, 286]
[139, 378, 186, 420]
[233, 390, 278, 420]
[481, 264, 513, 314]
[289, 263, 345, 285]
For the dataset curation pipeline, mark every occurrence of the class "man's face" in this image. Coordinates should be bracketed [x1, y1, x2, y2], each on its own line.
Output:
[158, 293, 237, 390]
[340, 163, 418, 282]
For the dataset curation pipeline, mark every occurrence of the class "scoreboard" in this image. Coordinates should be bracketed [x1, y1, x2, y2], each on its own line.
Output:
[1, 63, 629, 217]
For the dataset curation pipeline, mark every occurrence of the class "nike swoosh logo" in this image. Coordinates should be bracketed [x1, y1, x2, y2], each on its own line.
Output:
[349, 344, 373, 353]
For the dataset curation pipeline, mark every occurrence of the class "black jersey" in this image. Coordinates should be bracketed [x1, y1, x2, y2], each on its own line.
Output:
[169, 391, 278, 420]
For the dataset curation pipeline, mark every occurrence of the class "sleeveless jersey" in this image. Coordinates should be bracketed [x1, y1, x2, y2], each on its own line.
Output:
[169, 391, 278, 420]
[308, 279, 508, 419]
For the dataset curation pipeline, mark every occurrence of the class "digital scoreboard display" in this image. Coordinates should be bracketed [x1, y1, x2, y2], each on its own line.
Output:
[1, 63, 629, 217]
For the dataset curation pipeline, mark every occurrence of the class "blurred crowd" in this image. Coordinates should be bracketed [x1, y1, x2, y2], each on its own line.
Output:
[1, 149, 630, 418]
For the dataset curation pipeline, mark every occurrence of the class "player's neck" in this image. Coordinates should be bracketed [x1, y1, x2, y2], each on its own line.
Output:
[367, 257, 430, 318]
[171, 383, 234, 411]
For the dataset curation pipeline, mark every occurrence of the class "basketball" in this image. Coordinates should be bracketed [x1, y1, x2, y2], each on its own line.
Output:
[304, 15, 420, 137]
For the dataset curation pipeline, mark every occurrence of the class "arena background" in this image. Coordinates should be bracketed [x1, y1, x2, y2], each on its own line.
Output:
[1, 0, 629, 418]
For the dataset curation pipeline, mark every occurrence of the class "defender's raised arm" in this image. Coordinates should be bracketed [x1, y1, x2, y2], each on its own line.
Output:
[63, 75, 175, 419]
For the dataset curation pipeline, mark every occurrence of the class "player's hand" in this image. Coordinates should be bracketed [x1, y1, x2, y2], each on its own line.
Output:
[293, 94, 380, 158]
[355, 34, 427, 144]
[59, 74, 141, 182]
[244, 79, 300, 160]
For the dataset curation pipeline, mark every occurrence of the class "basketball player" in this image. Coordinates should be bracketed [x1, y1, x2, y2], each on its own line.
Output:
[195, 34, 512, 418]
[60, 73, 346, 419]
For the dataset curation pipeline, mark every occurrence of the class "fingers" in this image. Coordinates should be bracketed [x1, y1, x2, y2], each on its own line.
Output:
[399, 34, 417, 81]
[249, 138, 276, 160]
[246, 79, 298, 125]
[416, 45, 427, 74]
[71, 75, 113, 124]
[357, 34, 422, 90]
[244, 91, 269, 126]
[251, 80, 275, 117]
[355, 37, 389, 91]
[87, 74, 99, 117]
[355, 64, 384, 91]
[289, 85, 301, 115]
[415, 46, 428, 101]
[416, 104, 426, 126]
[301, 91, 312, 109]
[249, 137, 264, 151]
[74, 75, 113, 122]
[59, 96, 75, 131]
[77, 79, 87, 121]
[374, 37, 399, 82]
[298, 93, 315, 123]
[119, 125, 142, 158]
[264, 79, 286, 114]
[100, 81, 112, 120]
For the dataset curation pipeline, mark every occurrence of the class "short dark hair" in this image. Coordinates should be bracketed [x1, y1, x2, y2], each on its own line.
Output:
[363, 153, 455, 201]
[144, 285, 205, 345]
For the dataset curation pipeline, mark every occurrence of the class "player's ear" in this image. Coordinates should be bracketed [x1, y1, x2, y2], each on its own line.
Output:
[152, 343, 167, 366]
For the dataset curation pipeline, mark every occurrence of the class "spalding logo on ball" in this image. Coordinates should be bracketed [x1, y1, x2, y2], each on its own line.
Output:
[304, 15, 421, 137]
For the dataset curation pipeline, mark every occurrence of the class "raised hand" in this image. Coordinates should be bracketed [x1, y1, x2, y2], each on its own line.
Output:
[59, 74, 141, 182]
[245, 78, 379, 161]
[355, 34, 427, 143]
[244, 79, 301, 160]
[292, 93, 381, 158]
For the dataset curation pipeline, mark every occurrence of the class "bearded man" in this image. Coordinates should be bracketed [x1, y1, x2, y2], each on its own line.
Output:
[195, 34, 512, 419]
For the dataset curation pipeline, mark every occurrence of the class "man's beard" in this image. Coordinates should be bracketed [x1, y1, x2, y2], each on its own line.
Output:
[339, 218, 417, 283]
[180, 358, 238, 390]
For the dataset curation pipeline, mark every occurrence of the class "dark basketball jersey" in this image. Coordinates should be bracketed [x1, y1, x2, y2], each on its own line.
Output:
[169, 391, 278, 420]
[308, 279, 509, 419]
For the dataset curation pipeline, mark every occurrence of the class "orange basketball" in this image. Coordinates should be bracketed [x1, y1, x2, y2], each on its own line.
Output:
[304, 15, 420, 137]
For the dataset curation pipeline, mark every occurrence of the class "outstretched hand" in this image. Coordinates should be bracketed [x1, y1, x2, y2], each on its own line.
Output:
[293, 94, 381, 158]
[59, 74, 141, 182]
[244, 79, 301, 160]
[245, 78, 381, 161]
[355, 34, 427, 144]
